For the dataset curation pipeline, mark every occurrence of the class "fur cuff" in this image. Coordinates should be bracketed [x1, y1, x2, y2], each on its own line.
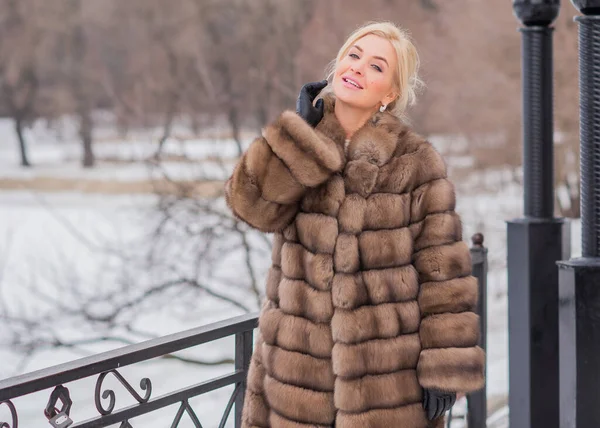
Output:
[417, 347, 485, 393]
[264, 111, 343, 187]
[420, 312, 480, 349]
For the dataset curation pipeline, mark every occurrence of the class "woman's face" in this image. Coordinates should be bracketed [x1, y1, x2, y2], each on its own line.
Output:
[333, 34, 398, 112]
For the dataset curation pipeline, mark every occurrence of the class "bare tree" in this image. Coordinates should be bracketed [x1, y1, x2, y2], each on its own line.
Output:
[0, 0, 43, 167]
[197, 0, 255, 155]
[96, 1, 149, 137]
[48, 0, 127, 168]
[62, 0, 97, 167]
[113, 0, 206, 159]
[0, 179, 270, 369]
[191, 0, 318, 153]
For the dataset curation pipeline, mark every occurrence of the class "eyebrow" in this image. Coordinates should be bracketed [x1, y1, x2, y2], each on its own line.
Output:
[351, 44, 389, 66]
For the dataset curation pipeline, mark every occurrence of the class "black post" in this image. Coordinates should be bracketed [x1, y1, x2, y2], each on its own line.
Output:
[235, 330, 253, 428]
[558, 3, 600, 427]
[467, 233, 488, 428]
[509, 2, 570, 428]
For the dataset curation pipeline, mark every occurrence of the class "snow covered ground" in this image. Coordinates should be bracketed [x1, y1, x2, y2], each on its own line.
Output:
[0, 191, 258, 427]
[0, 117, 248, 183]
[0, 117, 583, 427]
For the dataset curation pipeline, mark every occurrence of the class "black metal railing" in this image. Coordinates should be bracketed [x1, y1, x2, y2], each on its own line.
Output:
[0, 234, 489, 428]
[0, 313, 258, 428]
[447, 233, 489, 428]
[467, 232, 489, 427]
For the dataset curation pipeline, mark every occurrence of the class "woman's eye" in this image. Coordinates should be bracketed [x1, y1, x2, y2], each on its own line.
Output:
[349, 53, 359, 59]
[372, 64, 382, 72]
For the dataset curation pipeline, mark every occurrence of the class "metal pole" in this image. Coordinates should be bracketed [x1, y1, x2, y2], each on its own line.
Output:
[521, 25, 555, 219]
[467, 233, 488, 428]
[577, 13, 600, 259]
[558, 3, 600, 427]
[509, 2, 570, 428]
[235, 330, 253, 428]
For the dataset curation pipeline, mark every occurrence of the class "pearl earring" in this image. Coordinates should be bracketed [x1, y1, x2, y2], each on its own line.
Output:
[379, 104, 387, 112]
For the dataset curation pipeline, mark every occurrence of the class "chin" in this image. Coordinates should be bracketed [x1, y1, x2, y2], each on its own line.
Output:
[333, 85, 372, 111]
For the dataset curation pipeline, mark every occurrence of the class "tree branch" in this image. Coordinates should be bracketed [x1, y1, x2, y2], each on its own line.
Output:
[235, 223, 262, 308]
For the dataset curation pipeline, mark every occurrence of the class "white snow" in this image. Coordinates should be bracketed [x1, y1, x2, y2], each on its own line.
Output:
[0, 117, 251, 183]
[0, 190, 255, 427]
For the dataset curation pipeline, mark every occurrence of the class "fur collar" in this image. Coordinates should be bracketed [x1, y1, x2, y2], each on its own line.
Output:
[316, 93, 406, 167]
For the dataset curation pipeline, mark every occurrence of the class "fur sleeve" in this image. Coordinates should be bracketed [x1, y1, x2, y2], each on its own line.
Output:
[409, 147, 485, 394]
[225, 111, 343, 233]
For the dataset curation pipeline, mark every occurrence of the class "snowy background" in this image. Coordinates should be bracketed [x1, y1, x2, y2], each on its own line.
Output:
[0, 116, 581, 427]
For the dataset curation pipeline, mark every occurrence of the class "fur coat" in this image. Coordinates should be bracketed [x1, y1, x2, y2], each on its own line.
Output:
[225, 95, 485, 428]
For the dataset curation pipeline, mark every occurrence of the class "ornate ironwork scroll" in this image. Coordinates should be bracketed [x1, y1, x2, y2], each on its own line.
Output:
[0, 400, 17, 428]
[94, 370, 152, 416]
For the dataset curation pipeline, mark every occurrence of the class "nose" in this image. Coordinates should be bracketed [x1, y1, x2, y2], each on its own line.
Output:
[350, 65, 363, 75]
[351, 60, 365, 75]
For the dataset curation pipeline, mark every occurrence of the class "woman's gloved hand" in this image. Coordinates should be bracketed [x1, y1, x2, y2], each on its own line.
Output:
[423, 388, 457, 421]
[296, 80, 327, 128]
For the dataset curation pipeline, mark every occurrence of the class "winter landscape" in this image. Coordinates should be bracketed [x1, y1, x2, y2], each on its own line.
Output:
[0, 1, 584, 427]
[1, 113, 581, 427]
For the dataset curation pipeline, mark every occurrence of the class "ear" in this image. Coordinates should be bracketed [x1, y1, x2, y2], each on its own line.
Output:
[381, 89, 399, 108]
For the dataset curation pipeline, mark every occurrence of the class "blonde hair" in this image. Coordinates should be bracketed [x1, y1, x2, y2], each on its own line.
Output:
[322, 21, 423, 119]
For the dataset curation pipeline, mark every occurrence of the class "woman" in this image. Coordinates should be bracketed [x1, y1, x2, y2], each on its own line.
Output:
[225, 21, 484, 428]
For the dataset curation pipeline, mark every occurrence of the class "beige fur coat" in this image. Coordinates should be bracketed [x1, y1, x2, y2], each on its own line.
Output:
[225, 95, 485, 428]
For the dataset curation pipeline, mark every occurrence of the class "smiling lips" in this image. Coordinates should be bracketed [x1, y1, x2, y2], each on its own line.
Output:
[342, 76, 363, 89]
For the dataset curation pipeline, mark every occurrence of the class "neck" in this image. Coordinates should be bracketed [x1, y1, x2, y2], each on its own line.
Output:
[334, 100, 377, 139]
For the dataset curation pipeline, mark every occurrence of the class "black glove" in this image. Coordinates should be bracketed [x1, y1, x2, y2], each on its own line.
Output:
[296, 80, 327, 128]
[423, 388, 456, 421]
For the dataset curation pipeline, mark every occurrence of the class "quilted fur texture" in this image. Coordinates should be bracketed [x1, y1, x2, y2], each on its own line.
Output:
[225, 95, 485, 428]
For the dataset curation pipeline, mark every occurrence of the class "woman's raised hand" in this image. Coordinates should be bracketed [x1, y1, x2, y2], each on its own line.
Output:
[296, 80, 328, 128]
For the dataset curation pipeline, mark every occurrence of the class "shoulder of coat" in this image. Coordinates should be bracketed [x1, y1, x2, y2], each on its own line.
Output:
[393, 121, 444, 160]
[388, 124, 449, 186]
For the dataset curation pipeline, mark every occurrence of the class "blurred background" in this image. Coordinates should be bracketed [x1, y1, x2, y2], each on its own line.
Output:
[0, 0, 582, 426]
